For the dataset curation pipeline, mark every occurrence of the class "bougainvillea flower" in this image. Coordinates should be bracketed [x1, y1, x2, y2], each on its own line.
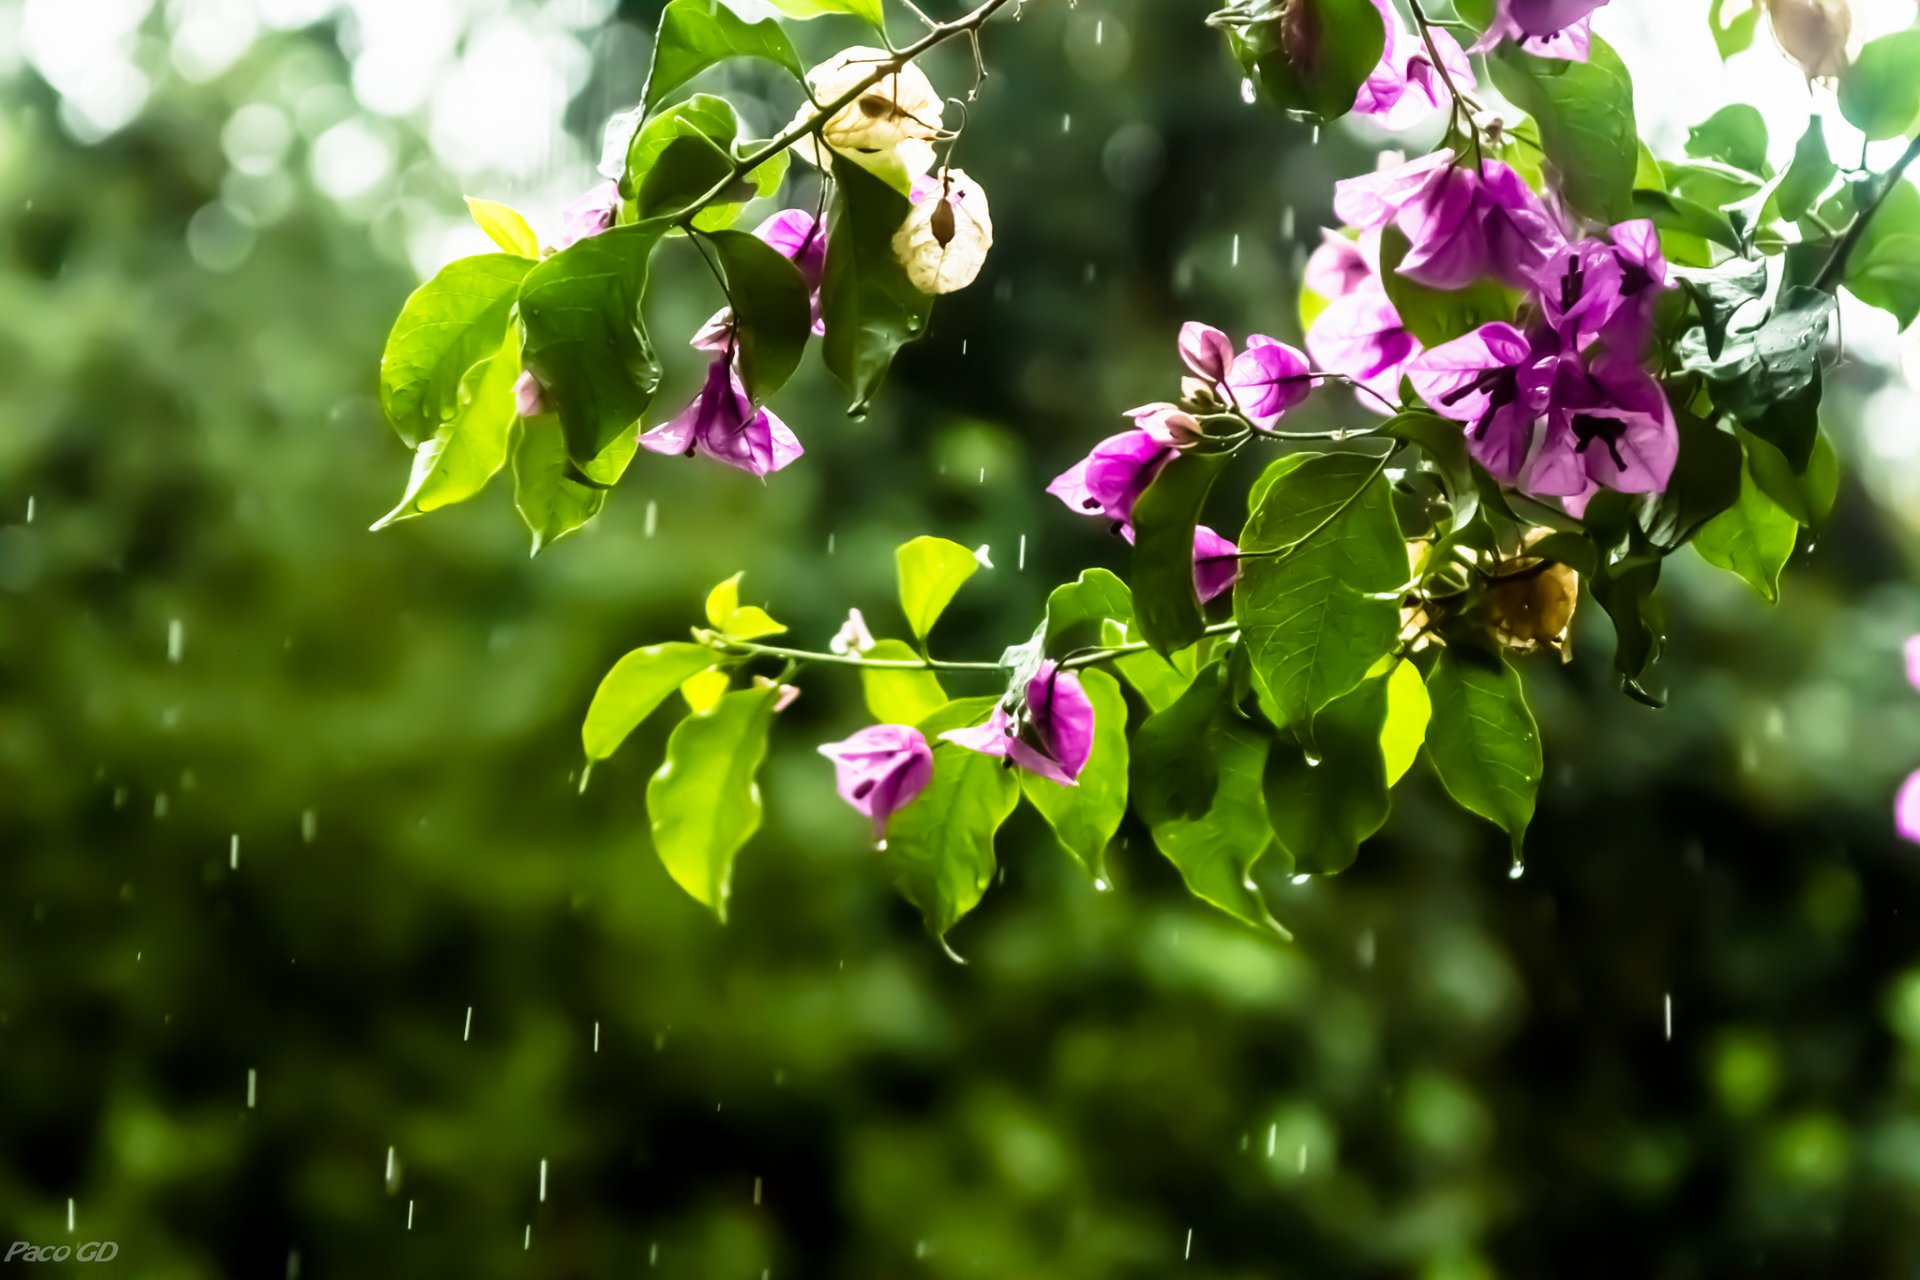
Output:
[1477, 160, 1563, 289]
[554, 180, 619, 251]
[1304, 230, 1379, 300]
[1406, 322, 1556, 482]
[1193, 525, 1241, 603]
[1536, 237, 1627, 347]
[818, 724, 934, 841]
[1354, 0, 1476, 130]
[1473, 0, 1603, 59]
[1046, 430, 1173, 527]
[1899, 770, 1920, 845]
[941, 661, 1095, 786]
[893, 168, 993, 295]
[1225, 336, 1313, 428]
[1905, 634, 1920, 692]
[1125, 402, 1204, 448]
[1601, 219, 1671, 349]
[1306, 289, 1422, 410]
[1337, 153, 1558, 291]
[514, 371, 547, 418]
[1333, 149, 1457, 231]
[694, 210, 830, 353]
[1521, 352, 1678, 498]
[1179, 321, 1236, 385]
[640, 357, 803, 476]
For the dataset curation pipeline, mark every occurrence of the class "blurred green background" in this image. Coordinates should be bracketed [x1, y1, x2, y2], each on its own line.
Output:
[8, 0, 1920, 1275]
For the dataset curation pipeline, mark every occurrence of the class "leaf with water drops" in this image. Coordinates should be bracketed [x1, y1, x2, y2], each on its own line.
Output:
[647, 685, 780, 921]
[510, 412, 639, 556]
[372, 326, 520, 529]
[1263, 672, 1390, 876]
[1131, 451, 1230, 656]
[1423, 647, 1542, 862]
[820, 152, 933, 415]
[378, 253, 533, 448]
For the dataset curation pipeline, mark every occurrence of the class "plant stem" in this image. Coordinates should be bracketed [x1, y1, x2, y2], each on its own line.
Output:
[714, 639, 1005, 673]
[1059, 622, 1241, 670]
[1815, 131, 1920, 294]
[1407, 0, 1482, 167]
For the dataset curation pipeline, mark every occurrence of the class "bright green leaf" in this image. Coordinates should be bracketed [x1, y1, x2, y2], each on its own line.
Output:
[464, 196, 540, 257]
[1131, 450, 1230, 656]
[1685, 104, 1769, 176]
[1693, 465, 1797, 602]
[378, 254, 533, 448]
[1774, 117, 1836, 221]
[1744, 427, 1838, 530]
[680, 667, 729, 714]
[642, 0, 805, 115]
[821, 153, 932, 414]
[1020, 670, 1129, 881]
[897, 535, 980, 642]
[518, 224, 667, 465]
[705, 572, 787, 641]
[1106, 618, 1194, 713]
[1379, 658, 1430, 787]
[510, 412, 638, 556]
[583, 641, 720, 761]
[1839, 30, 1920, 141]
[885, 700, 1021, 948]
[765, 0, 884, 23]
[372, 327, 520, 529]
[646, 685, 780, 921]
[1424, 648, 1542, 861]
[1491, 35, 1639, 224]
[859, 639, 948, 724]
[1708, 0, 1760, 59]
[1236, 452, 1404, 732]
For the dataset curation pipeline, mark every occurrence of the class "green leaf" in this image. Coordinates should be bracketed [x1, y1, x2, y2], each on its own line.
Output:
[1693, 465, 1797, 602]
[680, 667, 729, 714]
[518, 224, 667, 465]
[1774, 117, 1836, 222]
[1491, 35, 1638, 224]
[1379, 227, 1519, 348]
[1379, 658, 1430, 787]
[885, 703, 1021, 947]
[705, 572, 786, 641]
[510, 412, 638, 555]
[378, 254, 533, 448]
[619, 95, 748, 229]
[1235, 452, 1403, 732]
[1131, 450, 1230, 656]
[820, 153, 932, 414]
[703, 228, 812, 401]
[896, 536, 980, 642]
[582, 641, 720, 761]
[1131, 664, 1287, 936]
[1708, 0, 1760, 59]
[1424, 648, 1542, 860]
[859, 639, 948, 724]
[465, 197, 540, 257]
[1216, 0, 1387, 124]
[1840, 178, 1920, 328]
[1105, 618, 1194, 713]
[1264, 673, 1389, 876]
[1641, 406, 1743, 550]
[1383, 410, 1479, 536]
[1839, 30, 1920, 141]
[1685, 104, 1769, 176]
[1682, 285, 1833, 468]
[630, 133, 735, 225]
[1588, 552, 1665, 699]
[1043, 568, 1138, 651]
[765, 0, 883, 23]
[1744, 427, 1838, 530]
[647, 686, 780, 921]
[1019, 670, 1129, 880]
[642, 0, 805, 114]
[372, 326, 520, 529]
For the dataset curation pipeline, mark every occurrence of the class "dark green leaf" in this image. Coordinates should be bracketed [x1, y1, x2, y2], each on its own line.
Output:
[1235, 452, 1403, 731]
[1641, 407, 1742, 549]
[518, 224, 667, 465]
[379, 254, 533, 448]
[1132, 450, 1230, 656]
[1215, 0, 1387, 124]
[1131, 664, 1287, 935]
[896, 535, 980, 642]
[1020, 670, 1129, 880]
[1775, 116, 1837, 221]
[583, 641, 721, 761]
[510, 412, 638, 555]
[632, 133, 735, 224]
[642, 0, 805, 114]
[1263, 673, 1389, 876]
[1424, 648, 1542, 860]
[1589, 551, 1664, 699]
[647, 686, 779, 921]
[1670, 256, 1768, 361]
[859, 639, 949, 724]
[1686, 104, 1769, 176]
[820, 153, 932, 414]
[1744, 427, 1838, 530]
[1632, 189, 1742, 261]
[1491, 35, 1638, 224]
[1043, 568, 1137, 651]
[1383, 410, 1479, 535]
[1839, 30, 1920, 141]
[703, 228, 812, 400]
[1693, 464, 1797, 602]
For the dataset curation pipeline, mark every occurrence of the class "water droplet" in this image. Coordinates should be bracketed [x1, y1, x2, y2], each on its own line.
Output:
[593, 1020, 600, 1053]
[1095, 18, 1104, 43]
[1297, 1144, 1308, 1173]
[1290, 873, 1310, 886]
[1184, 1228, 1194, 1260]
[66, 1197, 74, 1233]
[826, 531, 836, 555]
[1017, 534, 1027, 571]
[523, 1225, 531, 1251]
[167, 618, 184, 664]
[1310, 125, 1321, 146]
[649, 1243, 659, 1267]
[539, 1158, 548, 1203]
[753, 1176, 762, 1206]
[875, 838, 888, 852]
[1061, 113, 1072, 134]
[406, 1200, 414, 1230]
[1266, 1123, 1276, 1157]
[1508, 862, 1526, 880]
[384, 1145, 398, 1191]
[300, 810, 317, 844]
[25, 495, 36, 524]
[1093, 877, 1111, 892]
[643, 499, 658, 538]
[1240, 77, 1256, 105]
[462, 1006, 473, 1042]
[247, 1068, 257, 1108]
[229, 834, 240, 871]
[1663, 993, 1673, 1041]
[1231, 233, 1240, 267]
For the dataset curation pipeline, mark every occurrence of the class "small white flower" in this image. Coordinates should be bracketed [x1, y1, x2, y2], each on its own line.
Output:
[829, 607, 877, 656]
[892, 168, 994, 296]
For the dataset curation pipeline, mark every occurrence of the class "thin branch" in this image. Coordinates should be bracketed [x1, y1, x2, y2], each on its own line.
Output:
[714, 638, 1004, 673]
[1814, 131, 1920, 294]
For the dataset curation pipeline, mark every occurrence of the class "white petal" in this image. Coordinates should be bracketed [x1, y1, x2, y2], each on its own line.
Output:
[890, 168, 993, 296]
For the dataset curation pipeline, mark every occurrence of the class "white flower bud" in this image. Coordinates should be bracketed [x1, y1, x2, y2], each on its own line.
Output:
[807, 47, 946, 153]
[891, 168, 993, 295]
[1766, 0, 1851, 81]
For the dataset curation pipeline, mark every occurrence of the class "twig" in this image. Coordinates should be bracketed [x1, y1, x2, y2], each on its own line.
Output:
[1814, 132, 1920, 293]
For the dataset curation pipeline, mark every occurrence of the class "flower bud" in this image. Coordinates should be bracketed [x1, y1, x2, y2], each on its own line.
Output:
[514, 371, 548, 418]
[819, 724, 934, 842]
[1487, 558, 1578, 660]
[808, 48, 946, 153]
[1125, 402, 1205, 448]
[1178, 322, 1236, 385]
[892, 168, 993, 295]
[1767, 0, 1850, 81]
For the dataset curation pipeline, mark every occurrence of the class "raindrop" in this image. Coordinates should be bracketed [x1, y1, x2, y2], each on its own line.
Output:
[539, 1159, 548, 1203]
[1184, 1227, 1194, 1260]
[1231, 234, 1240, 267]
[753, 1176, 762, 1206]
[229, 834, 240, 871]
[113, 787, 127, 809]
[1265, 1123, 1276, 1157]
[247, 1068, 257, 1108]
[1290, 874, 1310, 886]
[1095, 18, 1104, 42]
[66, 1197, 74, 1233]
[1061, 113, 1072, 134]
[875, 838, 888, 853]
[523, 1225, 531, 1251]
[154, 793, 169, 819]
[300, 810, 317, 844]
[1017, 534, 1028, 571]
[978, 467, 986, 484]
[961, 338, 969, 356]
[643, 500, 658, 538]
[649, 1243, 659, 1267]
[286, 1250, 300, 1279]
[1357, 929, 1376, 969]
[1310, 125, 1321, 145]
[25, 496, 35, 524]
[826, 532, 836, 555]
[384, 1145, 397, 1191]
[1663, 993, 1673, 1041]
[1093, 877, 1110, 892]
[1240, 77, 1256, 105]
[593, 1021, 601, 1053]
[463, 1006, 473, 1042]
[1280, 206, 1295, 240]
[167, 618, 184, 664]
[1298, 1144, 1308, 1173]
[407, 1200, 414, 1230]
[1508, 860, 1526, 880]
[1304, 751, 1322, 767]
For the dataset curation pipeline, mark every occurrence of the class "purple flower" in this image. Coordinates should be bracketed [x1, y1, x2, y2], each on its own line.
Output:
[1179, 321, 1236, 385]
[1224, 336, 1313, 428]
[1194, 525, 1240, 603]
[1602, 219, 1670, 348]
[640, 356, 804, 476]
[1306, 289, 1421, 410]
[1899, 769, 1920, 845]
[819, 724, 934, 841]
[1407, 322, 1557, 483]
[1334, 149, 1456, 232]
[1535, 220, 1670, 350]
[1046, 429, 1173, 527]
[1354, 0, 1476, 130]
[941, 661, 1096, 786]
[693, 209, 830, 353]
[555, 180, 619, 251]
[1473, 0, 1604, 59]
[1336, 152, 1559, 291]
[1477, 160, 1562, 290]
[514, 371, 548, 418]
[1520, 352, 1678, 499]
[1124, 401, 1204, 447]
[1304, 230, 1378, 300]
[1906, 635, 1920, 692]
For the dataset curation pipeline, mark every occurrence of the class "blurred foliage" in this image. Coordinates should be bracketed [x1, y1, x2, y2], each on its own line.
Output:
[7, 1, 1920, 1276]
